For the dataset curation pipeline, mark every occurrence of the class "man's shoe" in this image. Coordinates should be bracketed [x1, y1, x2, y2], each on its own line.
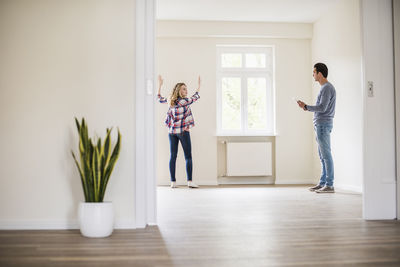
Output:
[315, 186, 335, 193]
[170, 182, 178, 188]
[188, 181, 199, 188]
[309, 184, 323, 192]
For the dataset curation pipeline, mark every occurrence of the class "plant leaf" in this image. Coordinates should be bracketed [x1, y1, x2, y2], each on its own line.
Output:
[100, 129, 121, 200]
[92, 146, 101, 202]
[72, 151, 88, 201]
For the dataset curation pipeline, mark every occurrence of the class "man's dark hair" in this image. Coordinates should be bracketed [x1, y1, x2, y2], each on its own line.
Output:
[314, 63, 328, 78]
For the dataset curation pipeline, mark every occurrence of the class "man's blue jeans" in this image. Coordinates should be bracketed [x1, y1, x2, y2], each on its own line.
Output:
[168, 131, 192, 182]
[314, 123, 334, 187]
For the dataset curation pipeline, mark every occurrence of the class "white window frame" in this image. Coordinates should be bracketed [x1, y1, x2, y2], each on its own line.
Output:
[216, 45, 276, 136]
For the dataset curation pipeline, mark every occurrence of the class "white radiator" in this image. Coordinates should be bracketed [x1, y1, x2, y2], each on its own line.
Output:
[226, 142, 272, 176]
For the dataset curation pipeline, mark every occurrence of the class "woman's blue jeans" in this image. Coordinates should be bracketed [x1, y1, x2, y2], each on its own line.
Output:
[168, 131, 192, 182]
[315, 123, 334, 187]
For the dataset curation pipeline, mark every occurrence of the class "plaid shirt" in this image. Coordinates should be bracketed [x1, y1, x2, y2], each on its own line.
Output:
[158, 92, 200, 134]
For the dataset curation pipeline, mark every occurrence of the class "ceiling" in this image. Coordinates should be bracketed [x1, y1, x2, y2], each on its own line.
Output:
[156, 0, 341, 23]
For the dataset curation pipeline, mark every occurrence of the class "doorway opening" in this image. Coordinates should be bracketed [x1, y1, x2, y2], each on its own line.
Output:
[137, 0, 399, 227]
[153, 0, 366, 225]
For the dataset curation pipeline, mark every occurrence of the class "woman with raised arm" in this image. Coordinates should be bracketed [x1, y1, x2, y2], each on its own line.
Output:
[157, 75, 201, 188]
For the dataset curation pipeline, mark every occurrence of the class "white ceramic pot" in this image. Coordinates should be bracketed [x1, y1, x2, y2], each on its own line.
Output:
[78, 202, 114, 238]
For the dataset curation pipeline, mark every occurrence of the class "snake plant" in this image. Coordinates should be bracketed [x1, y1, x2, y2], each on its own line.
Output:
[71, 118, 121, 202]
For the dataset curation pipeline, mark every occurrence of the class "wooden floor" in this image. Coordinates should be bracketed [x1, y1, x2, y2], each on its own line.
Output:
[1, 185, 400, 267]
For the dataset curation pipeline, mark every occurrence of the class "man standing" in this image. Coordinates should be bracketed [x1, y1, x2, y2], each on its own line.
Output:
[297, 63, 336, 193]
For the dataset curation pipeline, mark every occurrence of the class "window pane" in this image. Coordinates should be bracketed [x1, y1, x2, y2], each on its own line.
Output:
[247, 78, 267, 130]
[221, 53, 242, 68]
[222, 77, 241, 130]
[245, 53, 266, 68]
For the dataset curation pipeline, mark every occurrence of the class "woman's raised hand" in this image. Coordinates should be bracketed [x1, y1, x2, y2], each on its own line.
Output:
[158, 75, 164, 87]
[158, 75, 163, 95]
[196, 75, 201, 92]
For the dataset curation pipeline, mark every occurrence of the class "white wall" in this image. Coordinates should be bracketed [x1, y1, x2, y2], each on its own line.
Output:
[311, 0, 363, 192]
[157, 20, 313, 39]
[156, 21, 314, 185]
[0, 0, 136, 229]
[361, 0, 397, 219]
[394, 0, 400, 219]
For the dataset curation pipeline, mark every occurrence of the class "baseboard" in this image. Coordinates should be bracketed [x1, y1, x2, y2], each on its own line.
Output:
[115, 220, 136, 229]
[0, 219, 136, 230]
[157, 180, 218, 186]
[335, 184, 363, 194]
[0, 220, 79, 230]
[218, 176, 274, 185]
[159, 179, 316, 186]
[275, 179, 315, 185]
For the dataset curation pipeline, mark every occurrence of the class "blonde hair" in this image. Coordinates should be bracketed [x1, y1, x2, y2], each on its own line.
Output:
[168, 83, 186, 106]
